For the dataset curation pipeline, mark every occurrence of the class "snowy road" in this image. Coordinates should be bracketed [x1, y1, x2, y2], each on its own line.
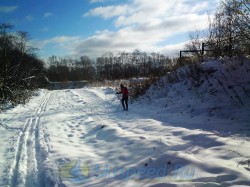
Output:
[1, 87, 250, 187]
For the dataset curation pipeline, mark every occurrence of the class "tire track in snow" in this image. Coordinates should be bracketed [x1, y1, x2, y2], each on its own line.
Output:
[9, 93, 51, 187]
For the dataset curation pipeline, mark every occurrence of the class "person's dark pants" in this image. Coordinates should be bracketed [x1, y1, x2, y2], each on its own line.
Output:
[121, 96, 128, 110]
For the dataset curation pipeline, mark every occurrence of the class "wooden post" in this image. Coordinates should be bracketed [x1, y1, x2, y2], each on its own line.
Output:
[180, 51, 182, 64]
[201, 43, 205, 55]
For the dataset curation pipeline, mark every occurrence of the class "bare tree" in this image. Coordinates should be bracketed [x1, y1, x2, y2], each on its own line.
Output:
[0, 23, 46, 104]
[207, 0, 250, 56]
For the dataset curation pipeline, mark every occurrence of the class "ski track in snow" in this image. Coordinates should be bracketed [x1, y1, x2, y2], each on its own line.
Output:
[8, 93, 51, 187]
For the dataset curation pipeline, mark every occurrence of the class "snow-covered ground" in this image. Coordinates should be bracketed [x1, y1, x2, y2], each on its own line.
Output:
[0, 59, 250, 187]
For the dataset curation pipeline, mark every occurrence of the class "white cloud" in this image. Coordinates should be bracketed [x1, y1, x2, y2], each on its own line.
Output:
[50, 36, 80, 43]
[35, 36, 80, 47]
[114, 0, 216, 28]
[74, 27, 188, 58]
[90, 0, 104, 3]
[157, 42, 188, 57]
[85, 0, 219, 27]
[25, 15, 34, 22]
[33, 36, 82, 58]
[77, 0, 219, 58]
[35, 32, 185, 59]
[0, 6, 18, 13]
[42, 27, 49, 32]
[44, 12, 53, 18]
[39, 0, 220, 59]
[83, 5, 130, 19]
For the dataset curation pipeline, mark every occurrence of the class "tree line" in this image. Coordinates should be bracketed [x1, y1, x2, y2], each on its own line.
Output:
[47, 55, 95, 82]
[46, 51, 176, 82]
[0, 24, 47, 105]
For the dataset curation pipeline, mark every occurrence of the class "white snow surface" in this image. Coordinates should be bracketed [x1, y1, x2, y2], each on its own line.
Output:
[1, 59, 250, 187]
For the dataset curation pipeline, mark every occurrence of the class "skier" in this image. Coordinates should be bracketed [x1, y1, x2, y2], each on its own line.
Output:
[116, 84, 128, 111]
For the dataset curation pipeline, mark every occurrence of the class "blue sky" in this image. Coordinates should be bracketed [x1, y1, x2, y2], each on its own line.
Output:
[0, 0, 220, 61]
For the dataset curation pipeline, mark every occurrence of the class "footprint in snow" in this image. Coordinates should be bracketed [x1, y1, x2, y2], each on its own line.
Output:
[127, 140, 134, 145]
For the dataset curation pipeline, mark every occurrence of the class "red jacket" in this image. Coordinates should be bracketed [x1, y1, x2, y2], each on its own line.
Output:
[121, 87, 128, 97]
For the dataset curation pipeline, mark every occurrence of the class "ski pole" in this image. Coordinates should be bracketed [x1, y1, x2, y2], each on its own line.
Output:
[116, 102, 120, 112]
